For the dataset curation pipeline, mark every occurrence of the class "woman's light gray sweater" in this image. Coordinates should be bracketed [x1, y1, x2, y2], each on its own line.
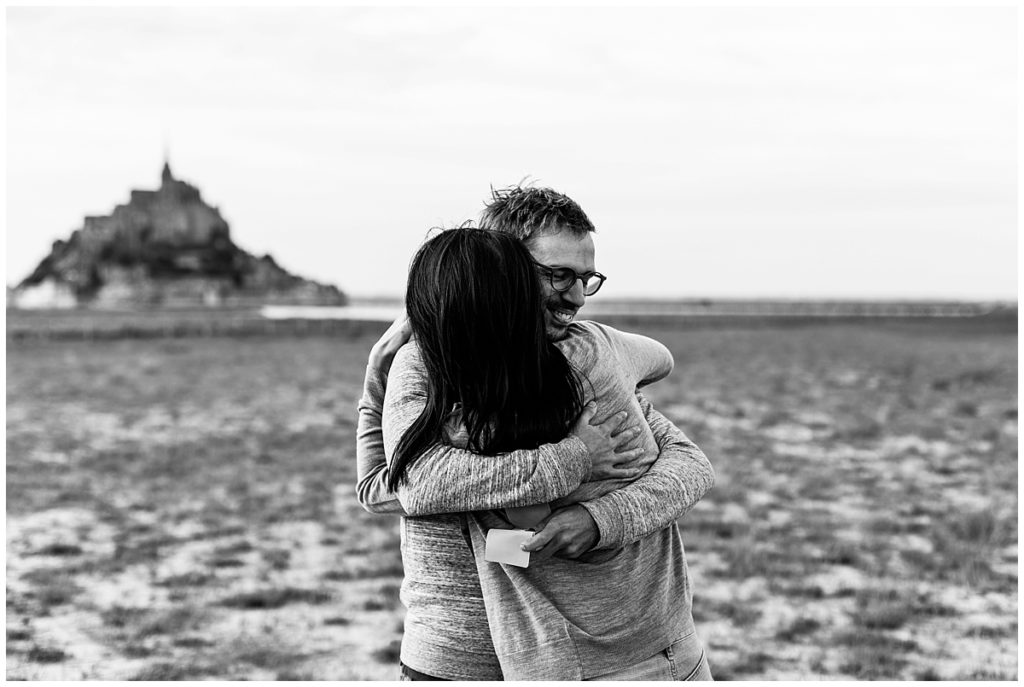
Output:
[356, 320, 714, 680]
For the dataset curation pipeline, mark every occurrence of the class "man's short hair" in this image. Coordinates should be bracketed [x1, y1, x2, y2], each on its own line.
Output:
[479, 184, 596, 243]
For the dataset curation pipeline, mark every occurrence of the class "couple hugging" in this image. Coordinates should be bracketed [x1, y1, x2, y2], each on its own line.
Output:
[355, 185, 715, 681]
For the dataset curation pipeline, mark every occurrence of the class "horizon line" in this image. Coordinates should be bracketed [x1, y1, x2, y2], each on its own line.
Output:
[346, 294, 1019, 305]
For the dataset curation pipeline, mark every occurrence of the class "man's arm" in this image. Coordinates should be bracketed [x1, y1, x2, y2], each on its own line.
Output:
[525, 392, 714, 558]
[579, 392, 714, 549]
[353, 316, 413, 515]
[355, 361, 407, 515]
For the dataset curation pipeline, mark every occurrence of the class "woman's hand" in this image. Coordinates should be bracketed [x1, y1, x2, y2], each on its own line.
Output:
[571, 404, 648, 480]
[367, 313, 412, 379]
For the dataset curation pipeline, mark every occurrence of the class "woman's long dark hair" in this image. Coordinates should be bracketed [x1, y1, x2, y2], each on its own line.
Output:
[387, 228, 584, 490]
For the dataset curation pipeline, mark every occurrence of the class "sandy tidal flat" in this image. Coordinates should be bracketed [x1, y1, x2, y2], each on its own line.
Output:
[6, 318, 1018, 680]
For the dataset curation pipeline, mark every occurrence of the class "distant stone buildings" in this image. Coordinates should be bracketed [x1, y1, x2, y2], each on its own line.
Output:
[9, 163, 347, 309]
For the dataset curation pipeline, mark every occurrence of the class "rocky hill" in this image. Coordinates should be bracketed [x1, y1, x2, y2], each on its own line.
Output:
[9, 163, 346, 309]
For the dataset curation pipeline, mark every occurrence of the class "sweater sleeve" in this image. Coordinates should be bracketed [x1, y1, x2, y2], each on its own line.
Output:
[598, 322, 674, 388]
[381, 345, 592, 517]
[354, 359, 408, 515]
[548, 321, 677, 507]
[578, 392, 715, 549]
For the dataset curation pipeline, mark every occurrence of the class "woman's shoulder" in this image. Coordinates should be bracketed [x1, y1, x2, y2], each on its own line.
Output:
[574, 319, 667, 348]
[557, 320, 616, 368]
[389, 340, 426, 382]
[567, 320, 629, 349]
[392, 338, 422, 363]
[569, 320, 672, 371]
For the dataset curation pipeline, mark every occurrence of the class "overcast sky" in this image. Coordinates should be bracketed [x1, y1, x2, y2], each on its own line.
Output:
[6, 5, 1017, 300]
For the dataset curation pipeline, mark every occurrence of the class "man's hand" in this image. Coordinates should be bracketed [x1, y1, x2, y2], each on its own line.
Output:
[521, 504, 599, 560]
[368, 313, 412, 378]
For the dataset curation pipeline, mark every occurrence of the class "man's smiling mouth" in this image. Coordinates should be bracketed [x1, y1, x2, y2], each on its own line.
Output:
[550, 308, 575, 325]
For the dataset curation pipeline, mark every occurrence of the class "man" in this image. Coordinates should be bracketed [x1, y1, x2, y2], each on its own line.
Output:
[355, 185, 714, 680]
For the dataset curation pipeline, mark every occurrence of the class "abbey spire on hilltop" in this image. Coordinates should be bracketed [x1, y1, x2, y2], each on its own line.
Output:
[10, 162, 347, 309]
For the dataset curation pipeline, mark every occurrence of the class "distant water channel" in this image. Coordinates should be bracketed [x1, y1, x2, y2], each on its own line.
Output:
[260, 301, 1008, 322]
[261, 305, 405, 321]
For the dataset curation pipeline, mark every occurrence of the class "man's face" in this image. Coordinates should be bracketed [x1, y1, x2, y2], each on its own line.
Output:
[526, 228, 596, 341]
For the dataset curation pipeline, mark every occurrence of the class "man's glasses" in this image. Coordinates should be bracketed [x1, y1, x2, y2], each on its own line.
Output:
[534, 263, 607, 296]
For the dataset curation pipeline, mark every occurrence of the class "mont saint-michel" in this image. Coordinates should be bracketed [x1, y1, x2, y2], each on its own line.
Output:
[9, 163, 347, 309]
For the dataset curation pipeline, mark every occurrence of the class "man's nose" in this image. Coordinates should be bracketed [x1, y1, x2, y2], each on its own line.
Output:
[563, 280, 586, 308]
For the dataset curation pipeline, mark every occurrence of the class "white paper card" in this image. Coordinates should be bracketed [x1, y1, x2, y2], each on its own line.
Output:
[484, 528, 533, 568]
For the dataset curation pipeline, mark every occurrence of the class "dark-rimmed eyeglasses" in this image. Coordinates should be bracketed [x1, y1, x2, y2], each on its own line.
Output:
[534, 263, 607, 296]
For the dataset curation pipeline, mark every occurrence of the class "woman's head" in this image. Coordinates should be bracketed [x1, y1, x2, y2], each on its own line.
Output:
[389, 227, 583, 490]
[405, 228, 547, 388]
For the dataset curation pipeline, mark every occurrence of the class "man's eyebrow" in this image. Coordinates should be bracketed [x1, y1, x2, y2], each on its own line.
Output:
[547, 265, 599, 274]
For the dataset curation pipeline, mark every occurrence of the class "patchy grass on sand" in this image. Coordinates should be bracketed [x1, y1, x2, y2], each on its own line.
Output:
[6, 318, 1017, 679]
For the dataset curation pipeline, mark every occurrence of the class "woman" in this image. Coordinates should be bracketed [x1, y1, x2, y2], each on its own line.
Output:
[357, 228, 712, 680]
